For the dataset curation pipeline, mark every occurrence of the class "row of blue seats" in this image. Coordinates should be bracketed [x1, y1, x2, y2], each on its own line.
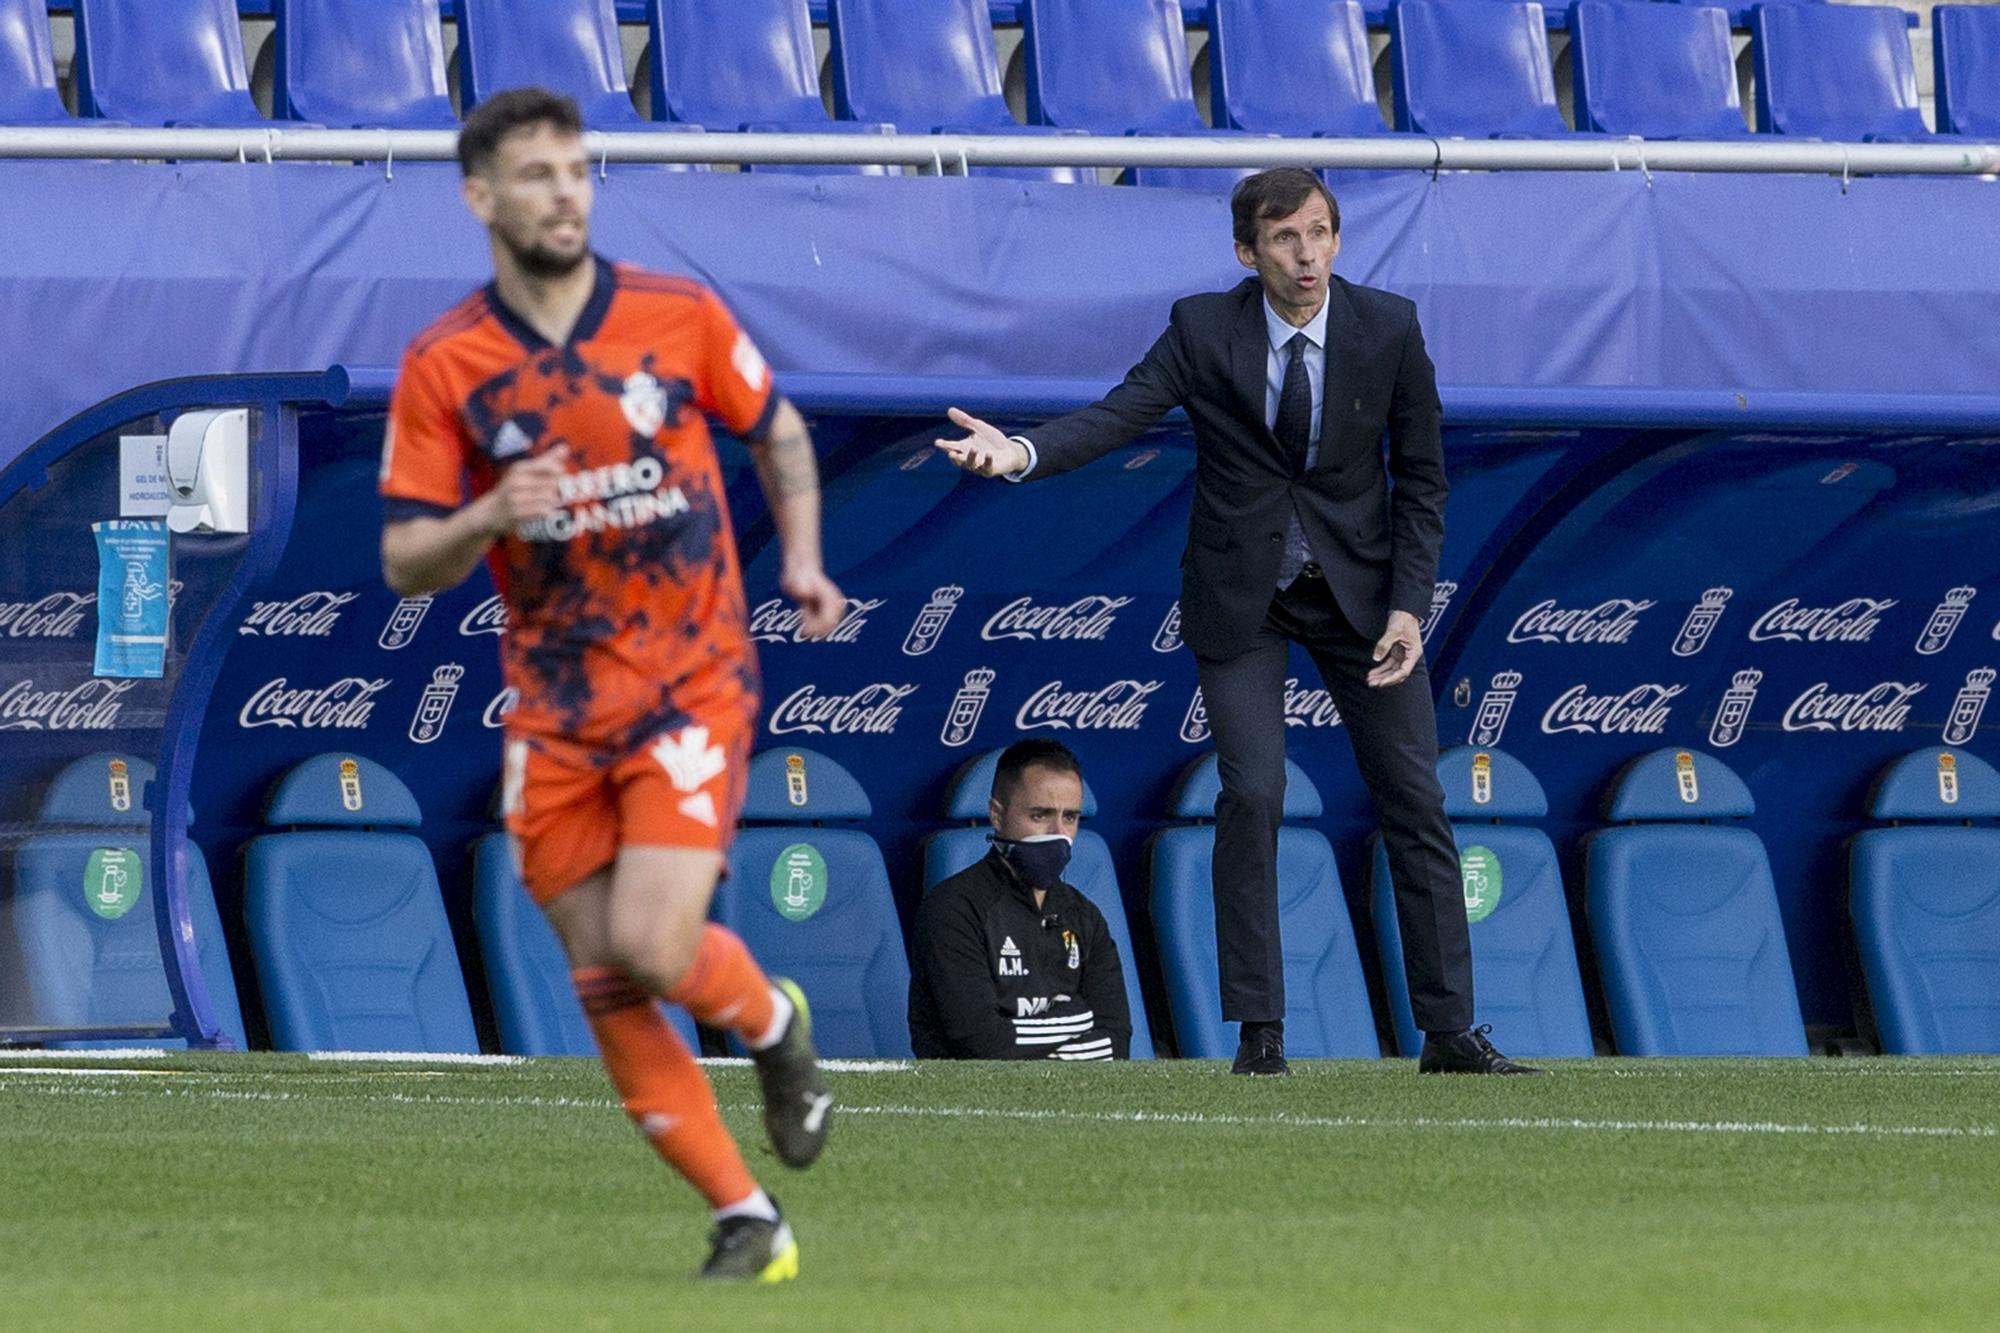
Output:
[7, 741, 1998, 1060]
[4, 2, 1993, 169]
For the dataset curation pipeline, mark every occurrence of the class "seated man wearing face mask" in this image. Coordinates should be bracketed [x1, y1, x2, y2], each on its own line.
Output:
[909, 739, 1133, 1061]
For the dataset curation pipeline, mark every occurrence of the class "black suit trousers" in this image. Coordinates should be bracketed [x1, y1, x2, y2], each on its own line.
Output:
[1195, 572, 1474, 1033]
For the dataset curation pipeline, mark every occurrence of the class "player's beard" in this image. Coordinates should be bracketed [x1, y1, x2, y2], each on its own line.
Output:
[500, 218, 591, 279]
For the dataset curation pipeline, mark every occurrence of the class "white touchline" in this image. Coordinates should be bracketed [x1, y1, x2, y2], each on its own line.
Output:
[7, 1081, 1996, 1141]
[0, 1048, 168, 1061]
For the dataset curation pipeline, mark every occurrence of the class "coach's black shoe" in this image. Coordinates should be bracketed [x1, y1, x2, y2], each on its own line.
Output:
[753, 978, 832, 1168]
[699, 1207, 799, 1283]
[1418, 1024, 1545, 1075]
[1231, 1022, 1290, 1077]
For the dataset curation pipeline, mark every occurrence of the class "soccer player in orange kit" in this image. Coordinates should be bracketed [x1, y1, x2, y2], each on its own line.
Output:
[379, 87, 840, 1283]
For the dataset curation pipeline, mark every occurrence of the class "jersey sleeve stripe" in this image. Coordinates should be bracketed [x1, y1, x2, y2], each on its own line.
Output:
[382, 496, 455, 522]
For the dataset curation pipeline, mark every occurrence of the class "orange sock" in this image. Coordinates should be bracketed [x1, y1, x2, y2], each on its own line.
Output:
[574, 967, 758, 1211]
[662, 924, 776, 1042]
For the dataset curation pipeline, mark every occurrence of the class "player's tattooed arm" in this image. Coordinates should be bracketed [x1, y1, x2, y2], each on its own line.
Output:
[747, 399, 846, 640]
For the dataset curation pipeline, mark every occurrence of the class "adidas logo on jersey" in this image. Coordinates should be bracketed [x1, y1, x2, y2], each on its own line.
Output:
[999, 936, 1027, 977]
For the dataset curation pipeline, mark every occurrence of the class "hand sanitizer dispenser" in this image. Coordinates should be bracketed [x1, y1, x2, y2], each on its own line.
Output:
[164, 408, 250, 534]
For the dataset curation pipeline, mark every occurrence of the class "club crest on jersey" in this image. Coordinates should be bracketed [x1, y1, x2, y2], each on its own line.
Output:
[619, 372, 670, 438]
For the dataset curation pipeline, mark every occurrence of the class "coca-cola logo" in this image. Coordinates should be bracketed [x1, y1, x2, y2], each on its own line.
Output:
[1284, 678, 1342, 729]
[1540, 683, 1684, 736]
[767, 683, 915, 736]
[459, 595, 508, 637]
[1507, 599, 1655, 645]
[749, 597, 885, 645]
[1781, 681, 1925, 734]
[1016, 679, 1161, 732]
[239, 676, 390, 730]
[982, 596, 1134, 643]
[0, 678, 136, 730]
[238, 591, 359, 638]
[1749, 597, 1897, 644]
[482, 687, 518, 729]
[0, 592, 95, 639]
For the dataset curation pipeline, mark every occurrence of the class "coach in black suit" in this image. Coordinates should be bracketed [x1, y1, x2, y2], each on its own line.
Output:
[937, 170, 1537, 1076]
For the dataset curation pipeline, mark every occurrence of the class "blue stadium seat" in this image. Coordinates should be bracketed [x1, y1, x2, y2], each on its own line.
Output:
[1752, 4, 1930, 139]
[1584, 748, 1808, 1057]
[9, 753, 246, 1049]
[1933, 4, 2000, 138]
[471, 830, 698, 1055]
[458, 0, 643, 127]
[1149, 754, 1378, 1059]
[1207, 0, 1386, 137]
[719, 748, 913, 1057]
[72, 0, 276, 126]
[1390, 2, 1571, 137]
[271, 0, 456, 128]
[1020, 0, 1261, 190]
[649, 0, 895, 175]
[1568, 3, 1752, 138]
[243, 753, 479, 1053]
[0, 0, 70, 124]
[922, 749, 1154, 1058]
[1371, 748, 1593, 1060]
[825, 0, 1092, 183]
[1850, 747, 2000, 1055]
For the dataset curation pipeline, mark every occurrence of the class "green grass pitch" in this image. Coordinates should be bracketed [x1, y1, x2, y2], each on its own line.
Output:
[3, 1052, 1997, 1330]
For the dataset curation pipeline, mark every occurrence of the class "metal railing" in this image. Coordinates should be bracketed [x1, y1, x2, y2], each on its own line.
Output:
[0, 127, 1995, 176]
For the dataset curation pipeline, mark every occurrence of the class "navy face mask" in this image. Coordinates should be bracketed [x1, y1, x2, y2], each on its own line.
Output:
[993, 833, 1073, 888]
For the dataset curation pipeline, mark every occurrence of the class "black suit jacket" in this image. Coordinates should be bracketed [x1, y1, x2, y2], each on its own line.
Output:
[1024, 275, 1446, 661]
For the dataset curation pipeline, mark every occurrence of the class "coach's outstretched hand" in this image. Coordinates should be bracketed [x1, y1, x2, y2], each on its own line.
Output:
[1368, 611, 1423, 689]
[784, 566, 848, 640]
[934, 408, 1029, 479]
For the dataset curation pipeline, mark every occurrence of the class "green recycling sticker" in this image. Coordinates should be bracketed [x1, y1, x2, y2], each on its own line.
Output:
[1459, 845, 1502, 924]
[770, 844, 828, 922]
[85, 847, 143, 920]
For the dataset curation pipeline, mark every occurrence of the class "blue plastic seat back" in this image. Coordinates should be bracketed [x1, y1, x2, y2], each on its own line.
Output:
[923, 750, 1152, 1057]
[827, 0, 1013, 127]
[471, 831, 697, 1056]
[1568, 3, 1750, 138]
[1850, 748, 2000, 1054]
[1585, 748, 1806, 1056]
[650, 0, 827, 126]
[1934, 5, 2000, 137]
[272, 0, 456, 128]
[1390, 2, 1569, 137]
[73, 0, 269, 125]
[1149, 755, 1377, 1059]
[0, 0, 69, 123]
[244, 754, 478, 1053]
[1021, 0, 1208, 131]
[1208, 0, 1384, 136]
[1372, 746, 1592, 1058]
[1752, 4, 1929, 139]
[718, 748, 912, 1057]
[9, 752, 246, 1048]
[459, 0, 642, 127]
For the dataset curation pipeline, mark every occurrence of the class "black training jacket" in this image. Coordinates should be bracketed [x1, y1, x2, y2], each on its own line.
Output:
[908, 848, 1132, 1061]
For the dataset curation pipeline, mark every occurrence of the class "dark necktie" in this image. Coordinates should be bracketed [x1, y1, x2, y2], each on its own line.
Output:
[1275, 332, 1312, 477]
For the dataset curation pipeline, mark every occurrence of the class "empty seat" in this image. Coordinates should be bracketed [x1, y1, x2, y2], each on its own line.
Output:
[1372, 747, 1593, 1059]
[458, 0, 643, 127]
[1752, 4, 1929, 139]
[0, 0, 69, 124]
[826, 0, 1090, 182]
[1584, 748, 1807, 1057]
[1569, 3, 1751, 137]
[1207, 0, 1386, 137]
[73, 0, 275, 126]
[244, 753, 479, 1053]
[271, 0, 456, 128]
[1933, 4, 2000, 138]
[1150, 754, 1377, 1059]
[923, 749, 1154, 1058]
[649, 0, 895, 175]
[472, 830, 699, 1056]
[1850, 747, 2000, 1054]
[719, 748, 912, 1057]
[1020, 0, 1260, 190]
[1390, 2, 1570, 138]
[9, 753, 246, 1048]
